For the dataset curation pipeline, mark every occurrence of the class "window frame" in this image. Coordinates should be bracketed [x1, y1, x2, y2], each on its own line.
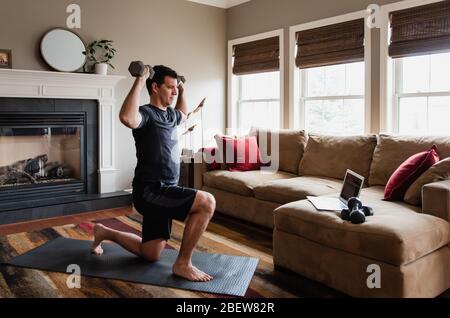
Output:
[379, 0, 445, 133]
[300, 63, 366, 135]
[392, 55, 450, 134]
[227, 29, 284, 133]
[237, 72, 281, 129]
[289, 10, 372, 133]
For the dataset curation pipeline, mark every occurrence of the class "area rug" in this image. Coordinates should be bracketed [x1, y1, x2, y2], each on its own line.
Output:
[0, 215, 263, 298]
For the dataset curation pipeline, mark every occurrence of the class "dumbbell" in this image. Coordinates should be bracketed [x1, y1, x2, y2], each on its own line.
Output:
[341, 197, 373, 224]
[128, 61, 155, 79]
[128, 61, 186, 85]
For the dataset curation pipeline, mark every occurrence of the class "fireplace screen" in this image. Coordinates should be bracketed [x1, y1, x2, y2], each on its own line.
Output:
[0, 127, 82, 188]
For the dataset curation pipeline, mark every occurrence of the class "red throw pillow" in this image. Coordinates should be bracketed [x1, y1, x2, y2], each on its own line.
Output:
[200, 147, 220, 171]
[214, 135, 263, 171]
[384, 145, 440, 201]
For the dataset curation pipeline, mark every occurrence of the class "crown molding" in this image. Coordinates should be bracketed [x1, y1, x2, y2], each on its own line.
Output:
[187, 0, 251, 9]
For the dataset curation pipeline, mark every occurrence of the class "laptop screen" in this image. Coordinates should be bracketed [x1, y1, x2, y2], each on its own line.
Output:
[340, 170, 364, 201]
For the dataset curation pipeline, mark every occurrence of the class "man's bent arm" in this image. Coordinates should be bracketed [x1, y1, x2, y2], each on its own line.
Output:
[175, 82, 188, 124]
[120, 66, 150, 129]
[119, 77, 146, 129]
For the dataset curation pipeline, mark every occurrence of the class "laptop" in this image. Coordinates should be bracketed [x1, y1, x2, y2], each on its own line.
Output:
[307, 169, 365, 211]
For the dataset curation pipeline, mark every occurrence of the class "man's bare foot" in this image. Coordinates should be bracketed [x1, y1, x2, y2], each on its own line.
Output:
[172, 261, 213, 282]
[91, 223, 108, 255]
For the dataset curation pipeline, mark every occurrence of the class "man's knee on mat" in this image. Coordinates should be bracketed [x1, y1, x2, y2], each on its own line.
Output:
[140, 240, 165, 262]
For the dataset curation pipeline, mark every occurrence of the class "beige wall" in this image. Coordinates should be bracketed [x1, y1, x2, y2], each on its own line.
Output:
[227, 0, 400, 132]
[0, 0, 227, 191]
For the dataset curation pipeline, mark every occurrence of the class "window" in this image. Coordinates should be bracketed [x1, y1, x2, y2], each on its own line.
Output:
[381, 0, 450, 135]
[292, 17, 368, 135]
[237, 71, 280, 131]
[297, 62, 365, 135]
[229, 31, 283, 133]
[394, 52, 450, 135]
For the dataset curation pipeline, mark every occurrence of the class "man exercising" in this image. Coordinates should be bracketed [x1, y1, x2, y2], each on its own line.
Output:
[91, 65, 216, 282]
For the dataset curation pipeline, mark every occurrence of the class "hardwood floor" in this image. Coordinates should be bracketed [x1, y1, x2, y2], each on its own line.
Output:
[0, 207, 132, 236]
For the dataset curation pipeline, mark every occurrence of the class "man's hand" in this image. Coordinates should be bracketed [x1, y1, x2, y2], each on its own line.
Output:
[177, 81, 185, 95]
[136, 65, 151, 87]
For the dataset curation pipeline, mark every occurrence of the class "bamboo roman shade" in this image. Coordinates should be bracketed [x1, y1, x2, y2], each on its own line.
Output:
[389, 1, 450, 58]
[295, 19, 365, 69]
[232, 36, 280, 75]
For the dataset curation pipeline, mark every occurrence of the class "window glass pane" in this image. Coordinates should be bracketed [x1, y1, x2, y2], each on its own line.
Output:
[345, 62, 364, 95]
[239, 101, 280, 131]
[305, 100, 324, 131]
[430, 52, 450, 92]
[398, 97, 427, 135]
[306, 62, 364, 97]
[401, 55, 430, 93]
[306, 67, 325, 97]
[305, 99, 364, 135]
[324, 64, 345, 96]
[300, 62, 365, 133]
[428, 97, 450, 135]
[240, 71, 280, 100]
[343, 99, 365, 134]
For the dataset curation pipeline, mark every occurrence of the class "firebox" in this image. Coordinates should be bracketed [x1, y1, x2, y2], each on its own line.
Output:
[0, 98, 98, 204]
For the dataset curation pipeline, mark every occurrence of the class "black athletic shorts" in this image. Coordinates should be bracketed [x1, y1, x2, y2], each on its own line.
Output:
[132, 180, 198, 243]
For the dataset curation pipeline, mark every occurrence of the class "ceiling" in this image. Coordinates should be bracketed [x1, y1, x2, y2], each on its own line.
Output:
[187, 0, 251, 9]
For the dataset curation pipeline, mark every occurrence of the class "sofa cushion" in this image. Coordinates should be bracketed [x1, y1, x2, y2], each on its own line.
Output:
[203, 170, 296, 197]
[254, 176, 342, 204]
[214, 134, 263, 171]
[405, 157, 450, 206]
[274, 186, 450, 266]
[200, 147, 221, 171]
[298, 134, 377, 181]
[384, 145, 440, 201]
[250, 128, 308, 175]
[369, 134, 450, 186]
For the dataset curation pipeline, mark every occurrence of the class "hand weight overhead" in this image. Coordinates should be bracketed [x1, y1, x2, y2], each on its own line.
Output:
[128, 61, 186, 84]
[128, 61, 155, 79]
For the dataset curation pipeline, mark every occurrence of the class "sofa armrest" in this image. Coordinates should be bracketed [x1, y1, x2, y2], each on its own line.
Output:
[422, 179, 450, 222]
[193, 151, 210, 190]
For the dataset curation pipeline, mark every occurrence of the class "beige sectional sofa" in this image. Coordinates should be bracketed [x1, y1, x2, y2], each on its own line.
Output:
[194, 130, 450, 297]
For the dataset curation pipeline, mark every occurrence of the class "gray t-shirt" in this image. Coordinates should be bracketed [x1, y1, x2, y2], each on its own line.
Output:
[132, 104, 182, 186]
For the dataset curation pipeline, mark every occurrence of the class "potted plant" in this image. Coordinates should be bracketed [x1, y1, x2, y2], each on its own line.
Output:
[83, 40, 116, 75]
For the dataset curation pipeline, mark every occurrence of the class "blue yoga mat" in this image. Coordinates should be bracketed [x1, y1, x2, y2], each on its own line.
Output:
[3, 237, 259, 297]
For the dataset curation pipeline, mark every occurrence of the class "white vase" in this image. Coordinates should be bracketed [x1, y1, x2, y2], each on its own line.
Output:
[94, 63, 108, 75]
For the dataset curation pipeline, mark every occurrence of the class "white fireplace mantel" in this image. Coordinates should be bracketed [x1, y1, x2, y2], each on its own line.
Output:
[0, 68, 126, 193]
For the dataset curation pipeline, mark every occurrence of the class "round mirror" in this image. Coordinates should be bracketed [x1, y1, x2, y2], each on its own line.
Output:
[40, 28, 86, 72]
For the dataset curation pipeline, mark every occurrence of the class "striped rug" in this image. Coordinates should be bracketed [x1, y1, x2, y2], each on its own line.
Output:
[0, 214, 271, 298]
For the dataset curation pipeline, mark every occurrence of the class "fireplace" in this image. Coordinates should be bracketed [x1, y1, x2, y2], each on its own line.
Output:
[0, 69, 130, 225]
[0, 98, 98, 203]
